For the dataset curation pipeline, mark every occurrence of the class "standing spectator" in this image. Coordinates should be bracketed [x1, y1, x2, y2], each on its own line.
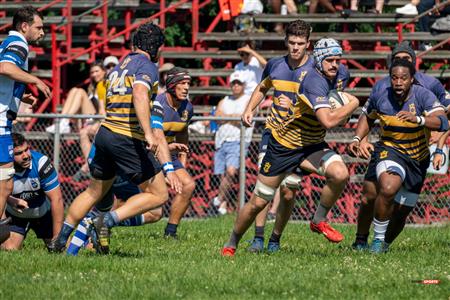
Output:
[213, 72, 253, 215]
[234, 40, 267, 96]
[0, 6, 51, 243]
[1, 133, 64, 251]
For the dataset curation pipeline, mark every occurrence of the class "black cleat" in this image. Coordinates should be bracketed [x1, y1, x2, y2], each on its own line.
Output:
[91, 214, 111, 255]
[46, 237, 66, 253]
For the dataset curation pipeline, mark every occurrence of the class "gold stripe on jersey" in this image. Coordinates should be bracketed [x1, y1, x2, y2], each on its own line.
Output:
[271, 80, 300, 93]
[163, 122, 187, 132]
[378, 114, 430, 161]
[166, 136, 176, 143]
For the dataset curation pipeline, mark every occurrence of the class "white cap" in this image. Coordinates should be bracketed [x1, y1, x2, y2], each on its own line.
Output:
[230, 71, 244, 83]
[103, 56, 119, 67]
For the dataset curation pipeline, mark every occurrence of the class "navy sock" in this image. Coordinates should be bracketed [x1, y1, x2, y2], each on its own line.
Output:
[119, 214, 145, 227]
[226, 231, 243, 248]
[165, 223, 178, 236]
[57, 222, 75, 245]
[356, 233, 369, 243]
[255, 226, 265, 238]
[103, 211, 120, 228]
[269, 232, 281, 244]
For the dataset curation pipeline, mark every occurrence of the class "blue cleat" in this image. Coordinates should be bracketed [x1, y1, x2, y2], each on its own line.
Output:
[267, 241, 280, 253]
[351, 240, 369, 251]
[248, 237, 264, 253]
[370, 239, 389, 254]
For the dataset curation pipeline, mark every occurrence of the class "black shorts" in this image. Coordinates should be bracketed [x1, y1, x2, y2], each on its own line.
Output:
[365, 143, 429, 195]
[6, 210, 53, 239]
[259, 135, 335, 177]
[89, 126, 161, 185]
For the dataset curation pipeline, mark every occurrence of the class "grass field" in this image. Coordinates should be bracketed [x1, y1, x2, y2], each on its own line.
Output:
[0, 215, 448, 299]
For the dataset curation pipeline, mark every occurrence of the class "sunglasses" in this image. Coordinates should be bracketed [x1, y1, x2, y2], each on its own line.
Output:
[239, 52, 249, 58]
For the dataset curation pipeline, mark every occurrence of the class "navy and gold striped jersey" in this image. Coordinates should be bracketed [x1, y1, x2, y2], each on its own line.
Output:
[151, 93, 193, 143]
[262, 56, 315, 134]
[363, 84, 444, 161]
[269, 62, 349, 149]
[102, 53, 159, 140]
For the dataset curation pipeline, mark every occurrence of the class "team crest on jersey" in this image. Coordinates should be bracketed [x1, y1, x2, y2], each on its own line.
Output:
[263, 162, 271, 173]
[298, 71, 308, 83]
[336, 80, 343, 91]
[142, 74, 151, 82]
[409, 104, 416, 114]
[380, 150, 388, 159]
[316, 96, 326, 102]
[8, 145, 13, 158]
[181, 110, 189, 122]
[30, 178, 39, 189]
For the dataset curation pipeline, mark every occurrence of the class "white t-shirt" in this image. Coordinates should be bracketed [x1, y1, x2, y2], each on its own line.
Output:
[234, 56, 263, 96]
[215, 94, 253, 149]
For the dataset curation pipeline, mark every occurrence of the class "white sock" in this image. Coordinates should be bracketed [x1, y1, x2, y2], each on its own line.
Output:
[373, 218, 389, 241]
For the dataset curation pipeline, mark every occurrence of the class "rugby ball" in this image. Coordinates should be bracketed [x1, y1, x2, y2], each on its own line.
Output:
[328, 90, 351, 110]
[328, 90, 351, 125]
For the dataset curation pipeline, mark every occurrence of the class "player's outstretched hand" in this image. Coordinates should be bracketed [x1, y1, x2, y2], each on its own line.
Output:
[241, 109, 254, 128]
[166, 172, 182, 194]
[396, 111, 417, 123]
[168, 143, 189, 153]
[347, 141, 360, 157]
[358, 140, 374, 159]
[433, 153, 444, 170]
[35, 79, 52, 99]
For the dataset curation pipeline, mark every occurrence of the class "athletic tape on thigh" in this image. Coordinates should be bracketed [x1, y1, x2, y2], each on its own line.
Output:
[376, 160, 406, 182]
[0, 167, 14, 180]
[394, 186, 419, 207]
[318, 153, 343, 176]
[280, 173, 302, 189]
[254, 180, 276, 202]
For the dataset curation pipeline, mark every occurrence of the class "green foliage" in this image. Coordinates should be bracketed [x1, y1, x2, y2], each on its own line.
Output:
[0, 217, 448, 299]
[164, 23, 190, 47]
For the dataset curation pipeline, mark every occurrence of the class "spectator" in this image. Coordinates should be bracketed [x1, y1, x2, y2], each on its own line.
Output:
[309, 0, 339, 13]
[158, 62, 175, 95]
[417, 0, 450, 50]
[212, 72, 253, 215]
[46, 61, 107, 134]
[103, 55, 119, 74]
[234, 40, 266, 96]
[1, 133, 64, 251]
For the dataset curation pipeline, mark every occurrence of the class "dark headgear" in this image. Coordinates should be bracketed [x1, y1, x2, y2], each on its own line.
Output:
[165, 67, 191, 95]
[391, 41, 416, 66]
[133, 23, 164, 62]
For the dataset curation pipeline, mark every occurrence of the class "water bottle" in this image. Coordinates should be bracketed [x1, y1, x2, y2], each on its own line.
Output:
[210, 106, 217, 133]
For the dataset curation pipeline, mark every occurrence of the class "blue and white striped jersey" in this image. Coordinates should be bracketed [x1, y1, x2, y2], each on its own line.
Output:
[6, 150, 59, 218]
[0, 31, 29, 133]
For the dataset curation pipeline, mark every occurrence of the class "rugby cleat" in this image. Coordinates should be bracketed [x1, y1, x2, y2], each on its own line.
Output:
[370, 239, 389, 254]
[46, 237, 66, 253]
[248, 237, 264, 253]
[351, 240, 369, 251]
[221, 246, 236, 257]
[310, 221, 344, 243]
[267, 241, 281, 253]
[91, 214, 111, 255]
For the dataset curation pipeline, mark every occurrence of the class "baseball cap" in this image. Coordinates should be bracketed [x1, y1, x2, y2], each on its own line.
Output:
[230, 71, 244, 83]
[103, 56, 119, 67]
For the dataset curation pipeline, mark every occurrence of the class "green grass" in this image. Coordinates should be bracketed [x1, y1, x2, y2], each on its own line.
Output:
[1, 216, 449, 299]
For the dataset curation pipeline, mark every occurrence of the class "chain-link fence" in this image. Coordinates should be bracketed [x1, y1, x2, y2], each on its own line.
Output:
[15, 114, 450, 224]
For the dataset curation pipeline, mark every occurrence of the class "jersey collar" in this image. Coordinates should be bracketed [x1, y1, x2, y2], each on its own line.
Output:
[8, 30, 27, 43]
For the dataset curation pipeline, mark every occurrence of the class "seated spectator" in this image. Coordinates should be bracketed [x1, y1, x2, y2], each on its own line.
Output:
[158, 63, 175, 95]
[103, 55, 119, 74]
[417, 0, 450, 49]
[46, 61, 107, 134]
[212, 72, 254, 215]
[309, 0, 340, 13]
[234, 40, 266, 96]
[1, 133, 64, 251]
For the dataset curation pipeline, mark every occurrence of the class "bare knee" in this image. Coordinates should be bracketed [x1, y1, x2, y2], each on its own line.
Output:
[379, 183, 398, 200]
[280, 186, 295, 202]
[226, 167, 238, 178]
[326, 163, 349, 185]
[182, 179, 196, 196]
